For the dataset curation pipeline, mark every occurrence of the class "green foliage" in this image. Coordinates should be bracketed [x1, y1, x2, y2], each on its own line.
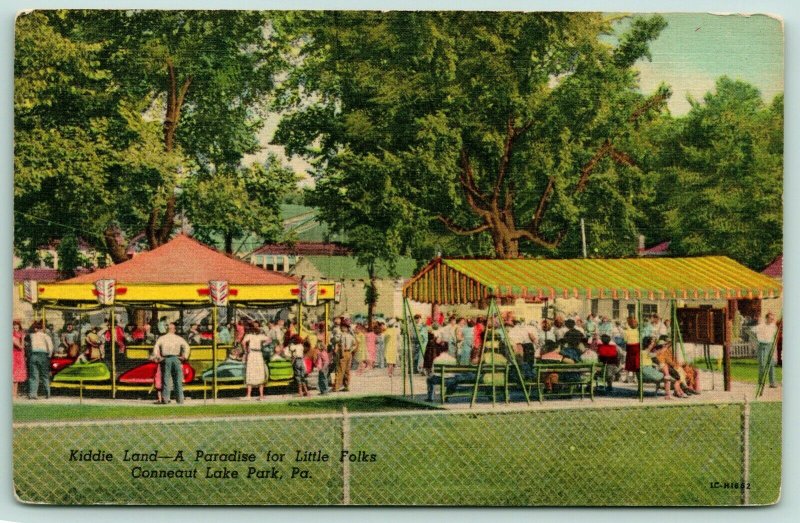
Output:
[56, 234, 89, 278]
[14, 10, 287, 263]
[181, 156, 296, 252]
[655, 78, 783, 269]
[275, 12, 670, 259]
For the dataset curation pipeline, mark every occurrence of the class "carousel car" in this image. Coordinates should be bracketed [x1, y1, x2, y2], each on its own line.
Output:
[50, 356, 77, 376]
[267, 359, 294, 382]
[201, 360, 246, 382]
[118, 361, 195, 384]
[52, 361, 112, 382]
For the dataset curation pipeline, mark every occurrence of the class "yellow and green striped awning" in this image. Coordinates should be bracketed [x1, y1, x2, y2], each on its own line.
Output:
[402, 256, 782, 304]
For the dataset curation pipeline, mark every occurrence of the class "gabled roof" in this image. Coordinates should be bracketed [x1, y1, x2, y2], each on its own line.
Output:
[404, 256, 782, 304]
[762, 255, 782, 279]
[639, 241, 671, 256]
[13, 267, 61, 283]
[63, 234, 297, 285]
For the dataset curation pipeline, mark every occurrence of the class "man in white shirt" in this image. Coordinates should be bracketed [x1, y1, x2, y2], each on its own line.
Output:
[755, 312, 779, 388]
[152, 323, 191, 404]
[28, 322, 54, 400]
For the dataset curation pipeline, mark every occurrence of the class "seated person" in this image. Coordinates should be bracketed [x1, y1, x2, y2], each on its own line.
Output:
[75, 332, 104, 363]
[640, 338, 684, 399]
[652, 340, 700, 396]
[426, 351, 465, 401]
[59, 322, 80, 358]
[538, 340, 583, 392]
[422, 327, 449, 376]
[187, 324, 203, 345]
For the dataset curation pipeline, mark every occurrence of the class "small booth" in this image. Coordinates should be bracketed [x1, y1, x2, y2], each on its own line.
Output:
[400, 256, 782, 405]
[19, 234, 338, 399]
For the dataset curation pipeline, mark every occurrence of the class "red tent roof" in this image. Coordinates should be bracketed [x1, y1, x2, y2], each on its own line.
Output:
[63, 234, 298, 285]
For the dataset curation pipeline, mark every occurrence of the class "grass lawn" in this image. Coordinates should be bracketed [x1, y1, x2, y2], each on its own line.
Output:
[730, 358, 782, 384]
[13, 401, 781, 506]
[13, 395, 435, 423]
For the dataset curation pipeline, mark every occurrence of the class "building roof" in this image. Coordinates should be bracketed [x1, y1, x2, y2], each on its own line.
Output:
[251, 242, 352, 257]
[404, 256, 782, 304]
[762, 255, 782, 279]
[63, 234, 297, 285]
[639, 241, 671, 256]
[293, 255, 418, 281]
[13, 267, 61, 283]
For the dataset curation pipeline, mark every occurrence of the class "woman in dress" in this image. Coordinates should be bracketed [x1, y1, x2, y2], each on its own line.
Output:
[383, 320, 399, 377]
[12, 320, 27, 399]
[365, 325, 377, 371]
[623, 317, 640, 382]
[355, 324, 368, 375]
[242, 323, 269, 400]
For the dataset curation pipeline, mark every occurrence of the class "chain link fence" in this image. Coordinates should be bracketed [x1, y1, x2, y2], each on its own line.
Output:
[13, 400, 781, 506]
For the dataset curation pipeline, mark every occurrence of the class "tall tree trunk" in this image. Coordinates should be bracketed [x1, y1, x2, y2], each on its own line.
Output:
[224, 233, 233, 255]
[144, 58, 193, 250]
[366, 263, 377, 328]
[103, 225, 130, 264]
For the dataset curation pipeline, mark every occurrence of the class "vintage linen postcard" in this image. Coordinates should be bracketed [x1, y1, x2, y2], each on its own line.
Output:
[12, 10, 783, 506]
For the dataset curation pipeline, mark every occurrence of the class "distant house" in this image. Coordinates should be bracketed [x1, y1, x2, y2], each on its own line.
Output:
[291, 255, 418, 319]
[13, 238, 109, 270]
[637, 235, 671, 257]
[12, 268, 62, 325]
[762, 255, 782, 281]
[248, 242, 351, 273]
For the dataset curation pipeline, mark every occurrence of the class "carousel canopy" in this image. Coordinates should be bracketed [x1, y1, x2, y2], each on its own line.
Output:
[403, 256, 782, 304]
[64, 234, 297, 285]
[26, 235, 335, 304]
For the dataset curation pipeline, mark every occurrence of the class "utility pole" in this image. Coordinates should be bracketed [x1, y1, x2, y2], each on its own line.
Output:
[580, 218, 587, 258]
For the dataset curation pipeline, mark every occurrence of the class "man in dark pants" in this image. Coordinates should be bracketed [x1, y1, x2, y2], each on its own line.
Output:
[27, 322, 54, 400]
[152, 323, 191, 404]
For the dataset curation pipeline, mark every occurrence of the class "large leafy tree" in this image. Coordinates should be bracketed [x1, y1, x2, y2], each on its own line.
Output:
[15, 12, 182, 265]
[181, 155, 296, 254]
[274, 12, 671, 260]
[655, 78, 783, 269]
[15, 10, 285, 263]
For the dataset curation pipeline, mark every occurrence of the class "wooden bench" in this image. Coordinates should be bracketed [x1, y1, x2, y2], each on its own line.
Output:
[531, 362, 596, 402]
[432, 363, 511, 404]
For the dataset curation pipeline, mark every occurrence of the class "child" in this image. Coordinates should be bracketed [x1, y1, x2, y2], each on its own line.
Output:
[315, 343, 331, 395]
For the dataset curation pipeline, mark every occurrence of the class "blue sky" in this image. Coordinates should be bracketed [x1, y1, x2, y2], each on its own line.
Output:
[632, 13, 783, 114]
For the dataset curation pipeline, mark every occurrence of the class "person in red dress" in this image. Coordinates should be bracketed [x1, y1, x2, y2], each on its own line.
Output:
[12, 320, 27, 399]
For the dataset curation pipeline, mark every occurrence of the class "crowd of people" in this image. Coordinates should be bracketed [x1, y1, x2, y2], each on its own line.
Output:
[11, 308, 780, 403]
[408, 311, 705, 401]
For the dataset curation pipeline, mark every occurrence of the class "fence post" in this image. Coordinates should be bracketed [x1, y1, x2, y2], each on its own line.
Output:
[341, 406, 351, 505]
[742, 397, 751, 505]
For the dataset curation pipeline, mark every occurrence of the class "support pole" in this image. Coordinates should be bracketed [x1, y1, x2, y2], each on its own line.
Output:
[637, 299, 643, 402]
[672, 301, 687, 362]
[212, 305, 218, 402]
[404, 298, 423, 399]
[402, 299, 408, 397]
[298, 299, 303, 338]
[324, 301, 330, 349]
[110, 306, 117, 399]
[724, 306, 731, 392]
[471, 300, 491, 407]
[493, 300, 530, 405]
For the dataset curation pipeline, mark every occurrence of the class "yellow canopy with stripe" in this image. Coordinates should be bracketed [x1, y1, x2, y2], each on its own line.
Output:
[403, 256, 781, 304]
